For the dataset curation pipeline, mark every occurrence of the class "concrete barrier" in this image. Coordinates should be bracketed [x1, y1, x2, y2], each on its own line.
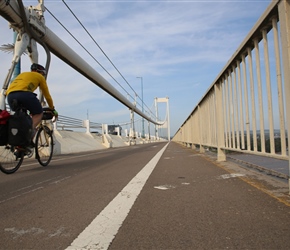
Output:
[53, 130, 157, 155]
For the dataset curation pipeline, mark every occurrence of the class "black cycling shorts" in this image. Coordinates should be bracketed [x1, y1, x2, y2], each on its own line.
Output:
[7, 91, 43, 115]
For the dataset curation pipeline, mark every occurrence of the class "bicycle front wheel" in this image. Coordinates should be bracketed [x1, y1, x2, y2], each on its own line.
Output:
[0, 144, 24, 174]
[35, 126, 54, 166]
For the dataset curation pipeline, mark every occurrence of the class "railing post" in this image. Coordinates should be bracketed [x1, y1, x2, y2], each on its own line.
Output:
[102, 124, 108, 135]
[116, 126, 121, 136]
[83, 119, 90, 134]
[215, 83, 226, 161]
[278, 0, 290, 194]
[197, 105, 205, 153]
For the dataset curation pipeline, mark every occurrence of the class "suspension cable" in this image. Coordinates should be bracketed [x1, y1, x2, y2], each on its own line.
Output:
[45, 7, 132, 99]
[46, 2, 158, 120]
[61, 0, 154, 116]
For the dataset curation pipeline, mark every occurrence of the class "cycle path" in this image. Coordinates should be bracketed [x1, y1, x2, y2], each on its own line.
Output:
[109, 142, 290, 250]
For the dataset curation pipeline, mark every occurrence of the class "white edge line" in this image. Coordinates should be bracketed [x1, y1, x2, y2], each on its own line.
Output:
[65, 142, 169, 250]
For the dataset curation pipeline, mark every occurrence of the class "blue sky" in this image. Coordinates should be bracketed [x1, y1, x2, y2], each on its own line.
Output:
[0, 0, 272, 137]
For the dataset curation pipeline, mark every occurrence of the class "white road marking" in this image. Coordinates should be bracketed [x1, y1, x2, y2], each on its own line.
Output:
[219, 173, 246, 179]
[65, 143, 169, 250]
[49, 176, 71, 184]
[154, 185, 176, 190]
[22, 152, 105, 167]
[0, 176, 71, 204]
[49, 227, 70, 238]
[0, 187, 43, 204]
[5, 227, 45, 239]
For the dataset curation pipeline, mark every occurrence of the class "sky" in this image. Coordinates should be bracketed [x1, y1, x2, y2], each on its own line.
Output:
[0, 0, 272, 137]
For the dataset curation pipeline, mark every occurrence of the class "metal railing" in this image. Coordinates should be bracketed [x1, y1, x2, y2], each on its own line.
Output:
[54, 115, 102, 132]
[172, 0, 290, 168]
[55, 115, 83, 130]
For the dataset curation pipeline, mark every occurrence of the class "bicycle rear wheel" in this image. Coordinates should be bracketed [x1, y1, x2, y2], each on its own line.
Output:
[35, 125, 53, 166]
[0, 144, 24, 174]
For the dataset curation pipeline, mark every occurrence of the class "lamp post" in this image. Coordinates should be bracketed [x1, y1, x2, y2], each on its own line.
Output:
[137, 76, 145, 138]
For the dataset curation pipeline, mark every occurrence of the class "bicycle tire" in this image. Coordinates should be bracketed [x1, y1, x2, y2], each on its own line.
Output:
[0, 144, 24, 174]
[35, 125, 54, 166]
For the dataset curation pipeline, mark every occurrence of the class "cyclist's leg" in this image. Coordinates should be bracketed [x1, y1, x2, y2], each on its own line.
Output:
[31, 113, 43, 130]
[30, 113, 42, 148]
[15, 92, 43, 130]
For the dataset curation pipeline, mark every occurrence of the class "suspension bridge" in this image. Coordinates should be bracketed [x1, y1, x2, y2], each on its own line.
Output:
[0, 1, 290, 249]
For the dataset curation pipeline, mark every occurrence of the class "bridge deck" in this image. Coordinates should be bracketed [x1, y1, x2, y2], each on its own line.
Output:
[110, 142, 290, 250]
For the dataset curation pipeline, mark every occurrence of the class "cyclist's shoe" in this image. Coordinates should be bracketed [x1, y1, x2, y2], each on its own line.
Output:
[14, 146, 24, 160]
[14, 150, 21, 160]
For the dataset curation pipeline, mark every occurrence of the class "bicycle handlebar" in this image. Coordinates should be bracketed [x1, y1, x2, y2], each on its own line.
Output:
[42, 107, 57, 122]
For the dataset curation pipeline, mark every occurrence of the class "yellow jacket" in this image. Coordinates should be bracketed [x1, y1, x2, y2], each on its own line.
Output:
[6, 72, 54, 109]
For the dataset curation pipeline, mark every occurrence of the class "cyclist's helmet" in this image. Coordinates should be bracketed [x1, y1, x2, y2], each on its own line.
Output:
[31, 63, 46, 76]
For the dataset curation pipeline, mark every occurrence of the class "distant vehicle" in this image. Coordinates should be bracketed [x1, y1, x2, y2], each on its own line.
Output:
[108, 125, 122, 135]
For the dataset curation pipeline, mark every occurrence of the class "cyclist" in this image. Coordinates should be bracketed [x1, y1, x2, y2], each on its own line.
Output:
[6, 63, 58, 140]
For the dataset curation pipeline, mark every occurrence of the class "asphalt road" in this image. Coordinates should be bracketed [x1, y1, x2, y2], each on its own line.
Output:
[1, 141, 290, 250]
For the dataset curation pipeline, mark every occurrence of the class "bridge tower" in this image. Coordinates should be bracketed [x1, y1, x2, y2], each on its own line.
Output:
[155, 97, 170, 141]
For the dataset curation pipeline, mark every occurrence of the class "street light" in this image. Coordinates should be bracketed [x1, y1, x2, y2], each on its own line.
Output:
[137, 76, 145, 138]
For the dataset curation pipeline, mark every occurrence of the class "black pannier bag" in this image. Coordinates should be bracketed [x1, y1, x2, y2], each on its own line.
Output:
[0, 109, 11, 145]
[8, 108, 32, 147]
